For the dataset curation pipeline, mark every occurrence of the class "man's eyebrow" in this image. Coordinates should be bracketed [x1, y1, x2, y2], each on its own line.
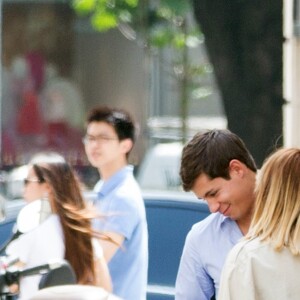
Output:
[203, 189, 216, 198]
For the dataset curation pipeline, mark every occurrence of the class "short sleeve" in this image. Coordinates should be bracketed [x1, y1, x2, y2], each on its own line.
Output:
[92, 238, 103, 260]
[94, 190, 141, 240]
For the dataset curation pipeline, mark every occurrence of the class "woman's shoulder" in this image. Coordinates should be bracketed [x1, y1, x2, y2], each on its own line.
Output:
[39, 214, 60, 228]
[227, 237, 266, 264]
[33, 214, 63, 239]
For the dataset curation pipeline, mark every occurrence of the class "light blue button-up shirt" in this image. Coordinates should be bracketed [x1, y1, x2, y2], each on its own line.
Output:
[93, 166, 148, 300]
[175, 212, 243, 300]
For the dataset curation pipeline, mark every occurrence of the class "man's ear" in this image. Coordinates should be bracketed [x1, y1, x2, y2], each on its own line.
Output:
[120, 139, 133, 155]
[228, 159, 245, 177]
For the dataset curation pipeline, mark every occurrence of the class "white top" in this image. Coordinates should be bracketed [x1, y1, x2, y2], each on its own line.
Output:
[7, 214, 64, 300]
[6, 214, 103, 300]
[218, 237, 300, 300]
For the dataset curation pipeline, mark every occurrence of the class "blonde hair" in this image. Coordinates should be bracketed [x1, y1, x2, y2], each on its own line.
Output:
[246, 148, 300, 255]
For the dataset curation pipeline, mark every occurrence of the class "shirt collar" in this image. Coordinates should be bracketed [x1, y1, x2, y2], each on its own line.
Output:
[96, 165, 133, 198]
[220, 214, 244, 243]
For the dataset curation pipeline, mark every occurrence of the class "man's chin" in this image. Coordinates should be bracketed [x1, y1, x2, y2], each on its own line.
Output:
[88, 158, 101, 167]
[91, 161, 105, 170]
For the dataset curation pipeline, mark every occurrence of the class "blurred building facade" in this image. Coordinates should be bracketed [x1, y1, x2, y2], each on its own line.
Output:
[0, 0, 224, 171]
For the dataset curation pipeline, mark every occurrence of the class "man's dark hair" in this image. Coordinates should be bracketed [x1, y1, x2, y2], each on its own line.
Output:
[180, 129, 257, 191]
[86, 106, 137, 143]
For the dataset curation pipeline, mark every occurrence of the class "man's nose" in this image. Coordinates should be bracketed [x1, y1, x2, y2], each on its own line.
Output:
[207, 199, 221, 213]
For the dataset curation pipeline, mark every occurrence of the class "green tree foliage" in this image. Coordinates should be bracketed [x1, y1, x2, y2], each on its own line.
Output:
[73, 0, 213, 142]
[73, 0, 200, 48]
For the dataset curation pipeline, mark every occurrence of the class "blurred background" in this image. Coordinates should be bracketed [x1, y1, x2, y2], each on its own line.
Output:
[0, 4, 299, 299]
[0, 0, 297, 193]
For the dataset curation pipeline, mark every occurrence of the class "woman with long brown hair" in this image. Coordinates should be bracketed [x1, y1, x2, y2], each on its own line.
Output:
[7, 152, 111, 300]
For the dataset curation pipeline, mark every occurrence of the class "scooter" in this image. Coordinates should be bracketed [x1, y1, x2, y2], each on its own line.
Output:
[0, 200, 121, 300]
[0, 259, 76, 299]
[0, 257, 120, 300]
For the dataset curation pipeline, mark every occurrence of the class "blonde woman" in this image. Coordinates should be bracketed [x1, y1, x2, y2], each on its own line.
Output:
[218, 148, 300, 300]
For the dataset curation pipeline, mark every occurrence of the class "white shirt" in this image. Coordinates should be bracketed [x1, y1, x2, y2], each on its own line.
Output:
[7, 214, 65, 300]
[7, 214, 103, 300]
[218, 237, 300, 300]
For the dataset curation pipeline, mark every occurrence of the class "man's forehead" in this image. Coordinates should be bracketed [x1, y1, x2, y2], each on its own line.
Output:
[87, 121, 114, 133]
[192, 174, 214, 196]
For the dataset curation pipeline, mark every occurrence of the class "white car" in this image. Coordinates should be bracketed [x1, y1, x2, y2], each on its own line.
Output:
[136, 142, 183, 191]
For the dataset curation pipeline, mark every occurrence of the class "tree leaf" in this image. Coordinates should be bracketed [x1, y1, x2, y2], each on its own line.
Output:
[160, 0, 190, 15]
[73, 0, 96, 14]
[91, 11, 118, 31]
[124, 0, 139, 8]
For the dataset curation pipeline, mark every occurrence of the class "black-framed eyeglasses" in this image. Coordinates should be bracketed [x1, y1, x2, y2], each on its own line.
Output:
[24, 178, 42, 185]
[82, 135, 119, 145]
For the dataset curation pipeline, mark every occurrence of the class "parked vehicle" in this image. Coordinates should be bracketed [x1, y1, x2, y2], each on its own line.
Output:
[136, 143, 183, 191]
[0, 166, 27, 249]
[0, 198, 24, 251]
[0, 259, 76, 299]
[0, 257, 120, 300]
[144, 190, 210, 299]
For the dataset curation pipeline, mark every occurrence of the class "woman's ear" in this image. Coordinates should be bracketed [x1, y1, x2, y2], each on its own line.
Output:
[42, 183, 56, 212]
[42, 183, 51, 198]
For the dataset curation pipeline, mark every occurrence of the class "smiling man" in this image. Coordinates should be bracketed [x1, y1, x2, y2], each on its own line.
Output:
[83, 106, 148, 300]
[175, 129, 257, 300]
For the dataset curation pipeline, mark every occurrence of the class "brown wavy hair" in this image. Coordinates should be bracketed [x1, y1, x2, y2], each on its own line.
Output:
[32, 160, 106, 284]
[180, 129, 257, 191]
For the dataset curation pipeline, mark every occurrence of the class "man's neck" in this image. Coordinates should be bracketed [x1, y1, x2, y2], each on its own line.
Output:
[237, 170, 256, 235]
[99, 159, 128, 181]
[236, 207, 254, 235]
[236, 218, 251, 236]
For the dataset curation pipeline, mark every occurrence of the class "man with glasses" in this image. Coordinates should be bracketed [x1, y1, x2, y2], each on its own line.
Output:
[83, 106, 148, 300]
